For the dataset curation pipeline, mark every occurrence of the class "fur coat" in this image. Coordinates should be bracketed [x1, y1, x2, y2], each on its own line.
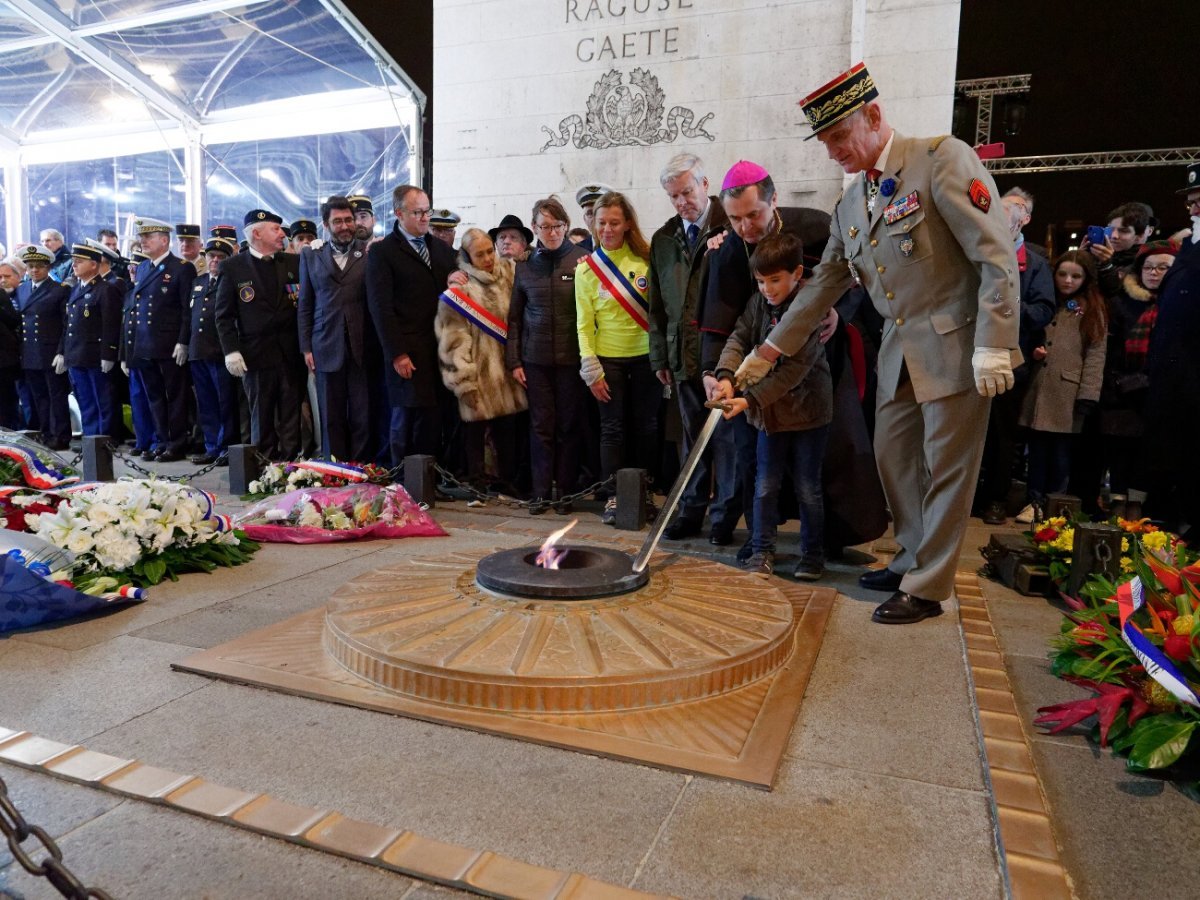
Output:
[435, 256, 527, 422]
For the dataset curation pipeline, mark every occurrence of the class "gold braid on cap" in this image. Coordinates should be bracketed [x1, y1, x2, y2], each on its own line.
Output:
[805, 75, 877, 128]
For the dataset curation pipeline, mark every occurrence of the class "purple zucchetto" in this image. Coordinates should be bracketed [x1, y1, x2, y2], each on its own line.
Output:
[721, 160, 771, 192]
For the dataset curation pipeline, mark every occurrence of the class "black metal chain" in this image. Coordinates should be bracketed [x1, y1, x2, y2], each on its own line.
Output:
[432, 463, 613, 510]
[0, 772, 113, 900]
[105, 442, 227, 484]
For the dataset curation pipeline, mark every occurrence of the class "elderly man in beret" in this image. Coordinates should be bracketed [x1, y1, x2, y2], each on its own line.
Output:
[733, 62, 1020, 625]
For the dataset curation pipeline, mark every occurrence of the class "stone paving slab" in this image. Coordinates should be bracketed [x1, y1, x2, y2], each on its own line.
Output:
[83, 681, 687, 888]
[632, 759, 1004, 899]
[785, 593, 988, 792]
[0, 635, 211, 744]
[0, 766, 122, 870]
[0, 778, 416, 900]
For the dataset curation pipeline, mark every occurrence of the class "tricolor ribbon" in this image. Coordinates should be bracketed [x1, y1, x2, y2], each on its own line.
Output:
[1115, 576, 1200, 708]
[0, 445, 80, 489]
[584, 248, 649, 332]
[438, 287, 508, 344]
[289, 460, 369, 482]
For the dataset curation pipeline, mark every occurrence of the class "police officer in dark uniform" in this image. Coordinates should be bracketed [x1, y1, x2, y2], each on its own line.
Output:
[215, 209, 304, 460]
[63, 243, 122, 436]
[15, 245, 71, 448]
[176, 223, 206, 276]
[120, 247, 155, 455]
[125, 217, 196, 461]
[188, 237, 236, 465]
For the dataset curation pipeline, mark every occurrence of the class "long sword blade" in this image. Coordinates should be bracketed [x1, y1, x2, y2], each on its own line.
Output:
[632, 403, 727, 573]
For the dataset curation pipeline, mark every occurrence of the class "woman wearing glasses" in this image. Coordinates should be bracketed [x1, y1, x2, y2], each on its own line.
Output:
[506, 196, 590, 513]
[1097, 239, 1179, 520]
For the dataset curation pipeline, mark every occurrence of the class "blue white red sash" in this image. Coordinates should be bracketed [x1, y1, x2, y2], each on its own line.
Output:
[1116, 577, 1200, 708]
[438, 287, 508, 344]
[584, 247, 649, 332]
[0, 446, 79, 489]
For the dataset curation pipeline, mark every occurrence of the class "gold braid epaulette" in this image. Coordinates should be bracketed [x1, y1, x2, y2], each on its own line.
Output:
[928, 135, 951, 154]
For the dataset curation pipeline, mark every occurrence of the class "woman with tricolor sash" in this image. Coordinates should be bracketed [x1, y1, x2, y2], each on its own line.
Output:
[435, 228, 527, 493]
[575, 191, 659, 525]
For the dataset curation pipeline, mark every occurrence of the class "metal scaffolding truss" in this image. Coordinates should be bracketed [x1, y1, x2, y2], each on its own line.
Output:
[984, 147, 1200, 174]
[955, 74, 1032, 147]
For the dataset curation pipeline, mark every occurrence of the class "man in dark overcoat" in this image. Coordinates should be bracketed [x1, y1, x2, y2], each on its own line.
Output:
[365, 184, 458, 466]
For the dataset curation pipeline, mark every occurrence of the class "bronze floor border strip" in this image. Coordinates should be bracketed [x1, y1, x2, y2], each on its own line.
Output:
[954, 572, 1075, 900]
[0, 727, 668, 900]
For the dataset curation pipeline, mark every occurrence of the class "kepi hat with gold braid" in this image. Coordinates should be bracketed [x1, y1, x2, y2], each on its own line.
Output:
[798, 62, 879, 140]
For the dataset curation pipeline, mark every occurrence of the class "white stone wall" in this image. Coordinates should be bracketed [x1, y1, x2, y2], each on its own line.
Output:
[433, 0, 960, 235]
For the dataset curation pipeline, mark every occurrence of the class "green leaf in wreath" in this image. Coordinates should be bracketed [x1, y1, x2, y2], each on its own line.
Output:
[1126, 714, 1198, 771]
[141, 556, 168, 585]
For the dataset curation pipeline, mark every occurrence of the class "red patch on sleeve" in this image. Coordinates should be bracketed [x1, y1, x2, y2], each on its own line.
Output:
[968, 179, 991, 212]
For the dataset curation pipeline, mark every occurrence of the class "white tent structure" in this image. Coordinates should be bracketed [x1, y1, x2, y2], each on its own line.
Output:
[0, 0, 423, 246]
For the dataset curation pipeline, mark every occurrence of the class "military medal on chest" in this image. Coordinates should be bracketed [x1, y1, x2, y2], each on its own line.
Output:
[899, 237, 915, 258]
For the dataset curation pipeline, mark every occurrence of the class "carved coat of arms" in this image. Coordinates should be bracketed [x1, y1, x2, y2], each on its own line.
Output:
[540, 68, 715, 152]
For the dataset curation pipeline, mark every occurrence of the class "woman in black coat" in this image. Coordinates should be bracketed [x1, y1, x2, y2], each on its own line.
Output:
[506, 197, 588, 511]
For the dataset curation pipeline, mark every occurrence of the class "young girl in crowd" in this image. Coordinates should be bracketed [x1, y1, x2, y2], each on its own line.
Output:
[714, 233, 832, 580]
[575, 191, 658, 525]
[1018, 250, 1107, 511]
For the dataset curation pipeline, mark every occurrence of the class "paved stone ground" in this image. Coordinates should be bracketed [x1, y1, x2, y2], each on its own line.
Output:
[0, 456, 1181, 897]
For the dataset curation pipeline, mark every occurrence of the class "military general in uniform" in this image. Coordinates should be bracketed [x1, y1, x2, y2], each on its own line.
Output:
[735, 63, 1020, 625]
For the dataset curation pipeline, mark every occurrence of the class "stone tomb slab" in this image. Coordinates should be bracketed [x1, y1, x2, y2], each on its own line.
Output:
[175, 551, 835, 788]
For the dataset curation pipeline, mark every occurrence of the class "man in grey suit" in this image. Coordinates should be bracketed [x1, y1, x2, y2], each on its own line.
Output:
[735, 63, 1020, 624]
[298, 195, 372, 461]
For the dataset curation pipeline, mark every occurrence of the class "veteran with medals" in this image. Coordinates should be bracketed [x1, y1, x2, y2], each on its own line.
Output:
[215, 209, 305, 460]
[734, 63, 1020, 624]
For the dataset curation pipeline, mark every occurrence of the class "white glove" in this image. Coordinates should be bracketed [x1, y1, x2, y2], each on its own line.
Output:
[734, 348, 773, 390]
[973, 347, 1015, 398]
[173, 343, 188, 366]
[579, 355, 605, 386]
[225, 351, 248, 377]
[101, 359, 114, 374]
[52, 354, 66, 375]
[120, 361, 129, 376]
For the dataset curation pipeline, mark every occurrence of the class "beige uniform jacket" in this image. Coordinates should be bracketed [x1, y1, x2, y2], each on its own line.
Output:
[766, 132, 1020, 403]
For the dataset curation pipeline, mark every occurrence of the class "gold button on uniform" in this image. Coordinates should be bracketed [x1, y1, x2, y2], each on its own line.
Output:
[895, 317, 905, 326]
[886, 291, 895, 300]
[877, 265, 886, 273]
[870, 239, 878, 247]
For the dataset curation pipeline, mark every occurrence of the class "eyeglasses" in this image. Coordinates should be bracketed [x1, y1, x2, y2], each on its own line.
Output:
[403, 208, 432, 218]
[1142, 263, 1173, 273]
[535, 223, 567, 233]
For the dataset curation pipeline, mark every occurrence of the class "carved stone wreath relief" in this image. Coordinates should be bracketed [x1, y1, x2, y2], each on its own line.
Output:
[540, 67, 716, 152]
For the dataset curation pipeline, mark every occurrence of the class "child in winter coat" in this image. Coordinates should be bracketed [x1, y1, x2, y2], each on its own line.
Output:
[1019, 250, 1107, 510]
[714, 233, 833, 580]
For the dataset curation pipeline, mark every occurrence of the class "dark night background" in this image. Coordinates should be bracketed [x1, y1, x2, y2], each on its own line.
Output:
[347, 1, 1196, 249]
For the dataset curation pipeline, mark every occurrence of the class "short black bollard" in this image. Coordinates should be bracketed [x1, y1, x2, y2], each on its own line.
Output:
[1046, 493, 1082, 520]
[82, 435, 113, 482]
[404, 454, 437, 507]
[227, 444, 261, 496]
[615, 468, 647, 531]
[1067, 522, 1124, 598]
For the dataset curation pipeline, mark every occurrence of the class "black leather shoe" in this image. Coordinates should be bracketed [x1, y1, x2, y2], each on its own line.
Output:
[190, 453, 217, 465]
[871, 591, 943, 625]
[709, 525, 734, 546]
[665, 517, 702, 540]
[155, 451, 185, 463]
[982, 501, 1007, 525]
[140, 449, 159, 460]
[858, 567, 904, 591]
[528, 498, 550, 515]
